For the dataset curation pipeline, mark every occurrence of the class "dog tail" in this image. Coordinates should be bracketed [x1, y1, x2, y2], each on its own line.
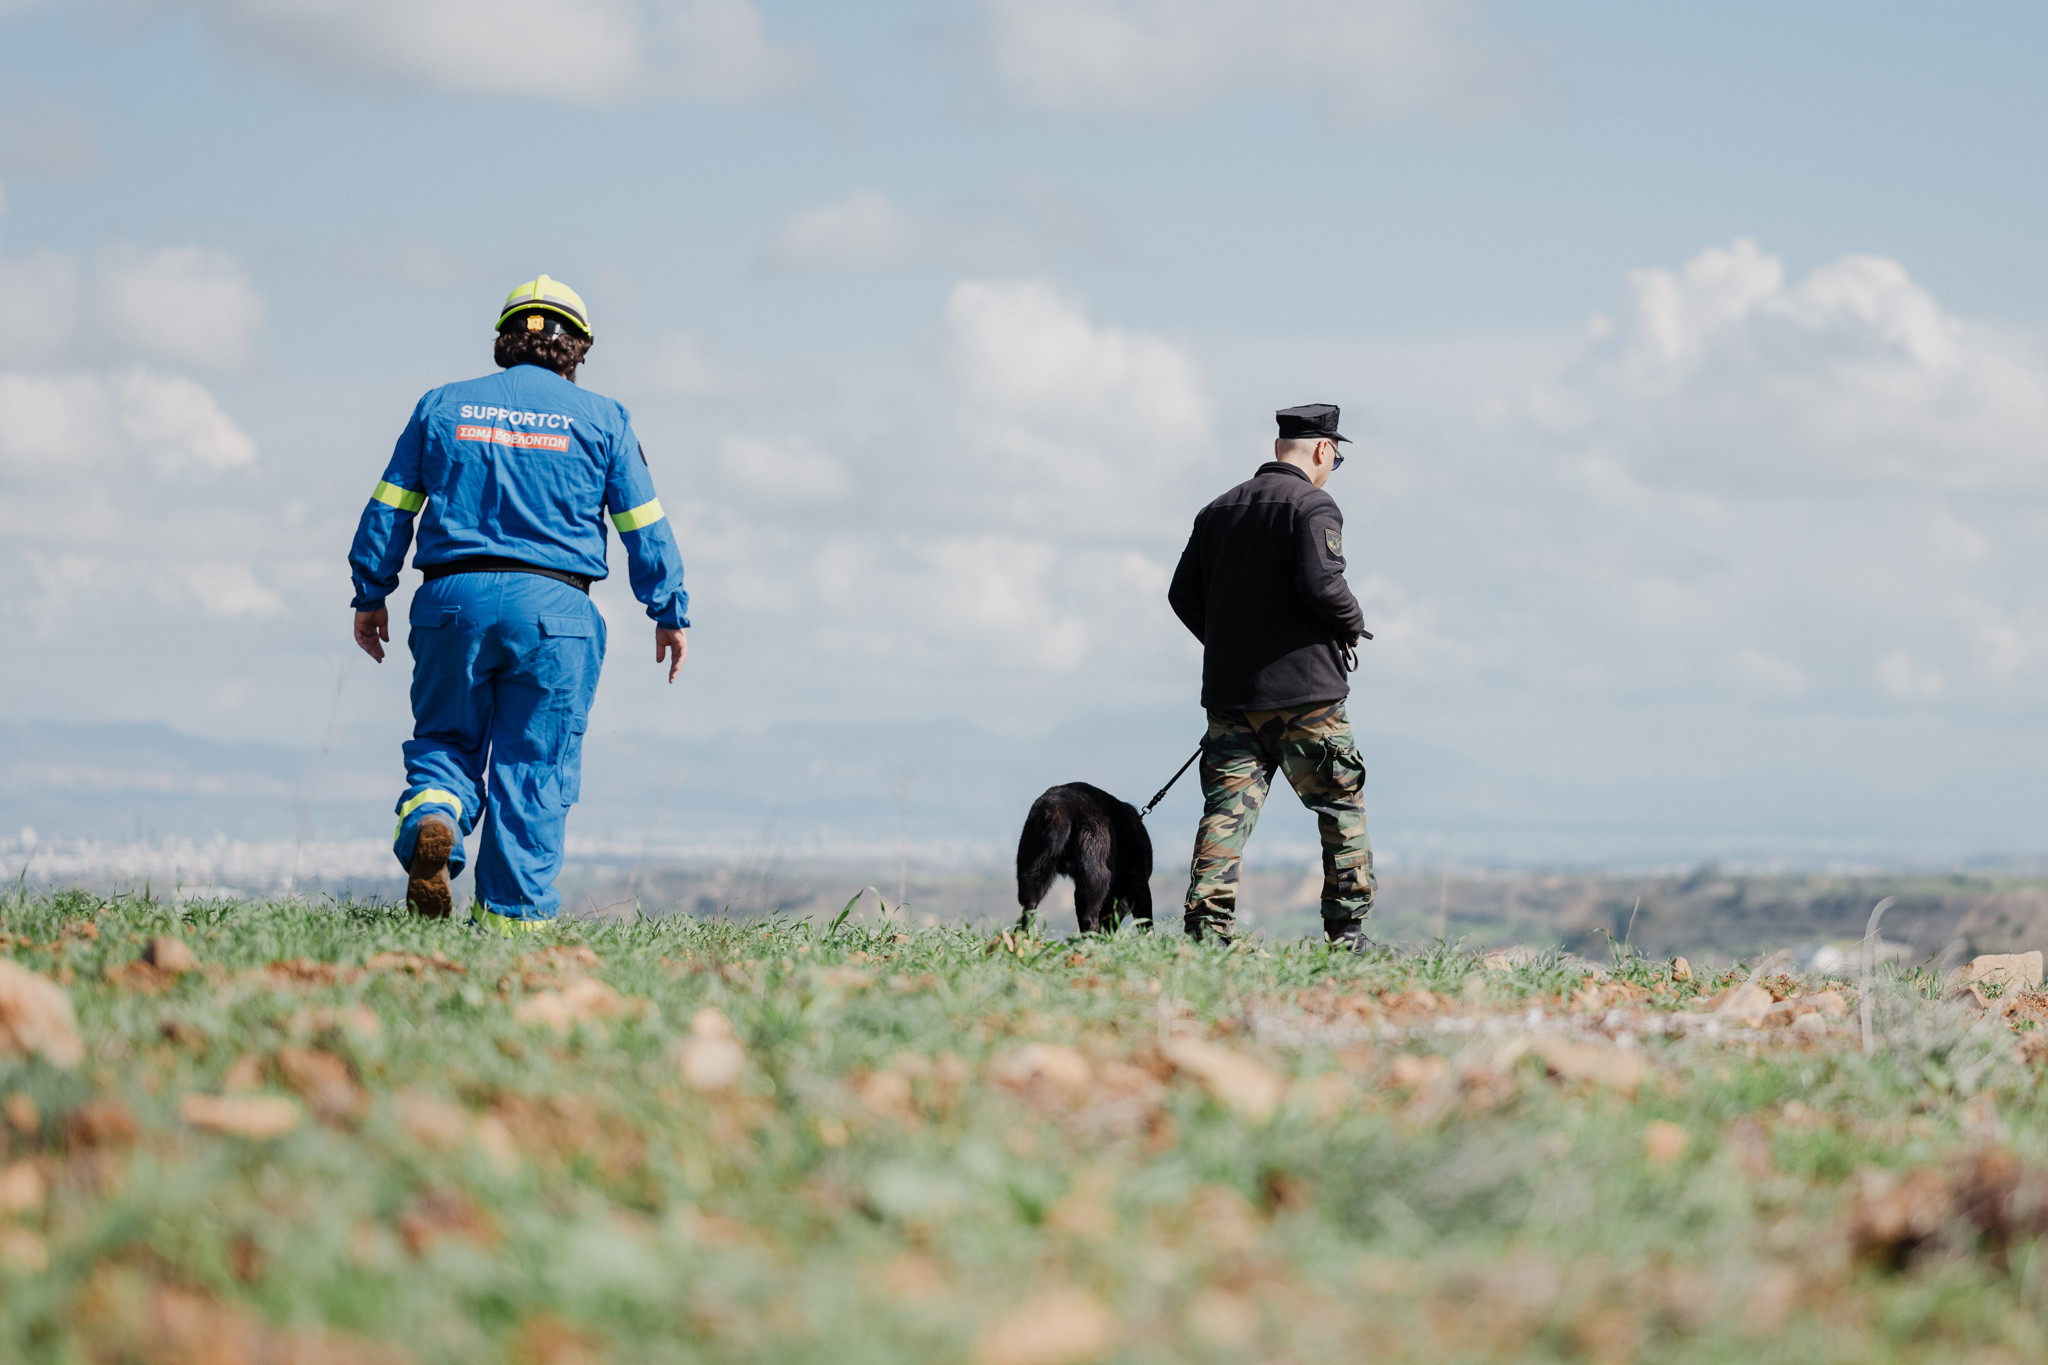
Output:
[1016, 794, 1067, 913]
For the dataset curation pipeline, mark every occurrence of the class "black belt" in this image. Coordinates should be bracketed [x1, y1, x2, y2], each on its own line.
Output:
[421, 556, 591, 594]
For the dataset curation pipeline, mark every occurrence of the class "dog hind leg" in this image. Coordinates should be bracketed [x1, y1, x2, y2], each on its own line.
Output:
[1072, 819, 1113, 934]
[1016, 798, 1066, 933]
[1111, 796, 1154, 929]
[1121, 874, 1153, 928]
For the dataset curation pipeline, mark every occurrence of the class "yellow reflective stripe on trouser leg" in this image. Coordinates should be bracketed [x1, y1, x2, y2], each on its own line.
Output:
[394, 790, 462, 840]
[472, 906, 553, 935]
[372, 481, 426, 513]
[398, 789, 462, 822]
[609, 498, 664, 532]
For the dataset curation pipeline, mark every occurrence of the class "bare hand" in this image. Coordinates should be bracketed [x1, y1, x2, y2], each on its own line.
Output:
[656, 626, 688, 683]
[354, 609, 389, 663]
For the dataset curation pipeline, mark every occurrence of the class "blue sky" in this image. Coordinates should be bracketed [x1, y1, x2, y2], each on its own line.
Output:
[2, 0, 2046, 873]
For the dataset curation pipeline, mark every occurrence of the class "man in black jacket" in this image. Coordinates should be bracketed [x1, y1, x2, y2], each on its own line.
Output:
[1168, 403, 1373, 947]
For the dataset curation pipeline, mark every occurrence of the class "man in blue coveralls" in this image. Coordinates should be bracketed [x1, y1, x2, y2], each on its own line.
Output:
[348, 275, 689, 932]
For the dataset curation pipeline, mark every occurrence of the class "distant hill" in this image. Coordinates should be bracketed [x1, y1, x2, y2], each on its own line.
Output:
[7, 713, 2046, 875]
[0, 718, 377, 845]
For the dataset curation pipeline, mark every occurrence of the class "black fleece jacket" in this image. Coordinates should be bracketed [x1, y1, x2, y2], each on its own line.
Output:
[1167, 461, 1367, 710]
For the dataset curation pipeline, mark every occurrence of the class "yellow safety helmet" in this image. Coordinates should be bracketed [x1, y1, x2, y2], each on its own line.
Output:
[497, 274, 592, 339]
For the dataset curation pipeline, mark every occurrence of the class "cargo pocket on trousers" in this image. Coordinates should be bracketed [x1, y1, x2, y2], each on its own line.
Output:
[539, 612, 595, 642]
[557, 715, 586, 807]
[1320, 734, 1366, 796]
[411, 605, 460, 630]
[407, 606, 460, 654]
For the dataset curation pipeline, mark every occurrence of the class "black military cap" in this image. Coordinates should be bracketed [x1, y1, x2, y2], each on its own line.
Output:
[1275, 403, 1349, 443]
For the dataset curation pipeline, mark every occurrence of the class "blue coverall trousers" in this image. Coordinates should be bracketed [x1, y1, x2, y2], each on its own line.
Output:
[390, 572, 605, 922]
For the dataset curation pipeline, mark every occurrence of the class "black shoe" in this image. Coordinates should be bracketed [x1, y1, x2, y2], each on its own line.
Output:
[1185, 916, 1234, 946]
[1326, 917, 1375, 952]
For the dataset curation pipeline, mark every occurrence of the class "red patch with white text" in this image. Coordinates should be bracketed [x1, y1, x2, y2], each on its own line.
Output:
[455, 424, 570, 452]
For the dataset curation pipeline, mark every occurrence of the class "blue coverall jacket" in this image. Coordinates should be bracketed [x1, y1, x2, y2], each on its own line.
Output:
[347, 363, 688, 923]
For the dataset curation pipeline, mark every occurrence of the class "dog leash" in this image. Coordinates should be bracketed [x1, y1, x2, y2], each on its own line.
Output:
[1139, 747, 1203, 820]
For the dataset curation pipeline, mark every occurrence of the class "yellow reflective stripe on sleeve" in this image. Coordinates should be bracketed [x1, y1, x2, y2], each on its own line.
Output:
[610, 498, 664, 532]
[372, 481, 426, 513]
[398, 789, 462, 822]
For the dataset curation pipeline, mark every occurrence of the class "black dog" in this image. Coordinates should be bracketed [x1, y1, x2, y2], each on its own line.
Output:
[1015, 783, 1153, 934]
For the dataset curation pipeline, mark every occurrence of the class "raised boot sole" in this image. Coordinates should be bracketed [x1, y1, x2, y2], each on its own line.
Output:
[407, 818, 456, 919]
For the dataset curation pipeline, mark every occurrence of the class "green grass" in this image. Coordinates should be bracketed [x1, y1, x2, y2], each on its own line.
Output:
[1, 888, 2045, 1363]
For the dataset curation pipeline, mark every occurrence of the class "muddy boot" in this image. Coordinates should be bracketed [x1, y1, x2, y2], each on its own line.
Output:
[406, 817, 456, 919]
[1325, 916, 1374, 953]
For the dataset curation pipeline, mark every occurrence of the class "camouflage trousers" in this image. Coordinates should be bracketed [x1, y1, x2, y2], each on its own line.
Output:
[1184, 700, 1374, 935]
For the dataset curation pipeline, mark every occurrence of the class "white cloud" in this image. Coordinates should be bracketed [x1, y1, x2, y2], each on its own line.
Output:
[0, 370, 256, 480]
[984, 0, 1526, 126]
[189, 0, 813, 105]
[765, 189, 911, 274]
[0, 108, 97, 179]
[761, 181, 1119, 275]
[1874, 650, 1944, 701]
[1334, 237, 2048, 732]
[0, 245, 79, 363]
[740, 282, 1218, 708]
[718, 434, 852, 503]
[623, 332, 773, 401]
[112, 369, 260, 473]
[0, 373, 122, 474]
[97, 245, 266, 369]
[168, 561, 288, 619]
[606, 280, 1215, 727]
[1345, 574, 1472, 683]
[25, 552, 101, 601]
[1721, 648, 1809, 701]
[331, 236, 496, 293]
[1975, 621, 2027, 686]
[948, 281, 1206, 438]
[0, 353, 269, 643]
[0, 238, 266, 370]
[946, 277, 1210, 526]
[813, 534, 1094, 676]
[1544, 238, 2048, 493]
[852, 284, 1205, 697]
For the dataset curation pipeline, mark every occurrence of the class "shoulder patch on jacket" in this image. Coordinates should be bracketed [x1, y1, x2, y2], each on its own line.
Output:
[1325, 527, 1343, 557]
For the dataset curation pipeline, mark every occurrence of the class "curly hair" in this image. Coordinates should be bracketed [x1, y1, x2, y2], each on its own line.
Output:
[494, 327, 593, 382]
